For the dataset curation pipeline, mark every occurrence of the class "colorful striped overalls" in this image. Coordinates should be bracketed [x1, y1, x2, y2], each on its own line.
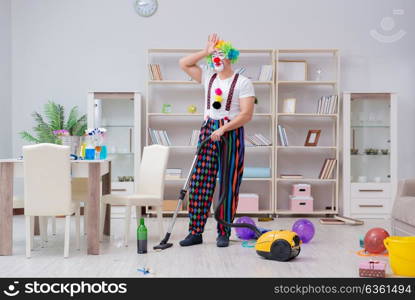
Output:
[188, 73, 245, 237]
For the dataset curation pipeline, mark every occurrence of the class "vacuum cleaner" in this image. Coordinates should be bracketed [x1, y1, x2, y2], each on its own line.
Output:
[154, 136, 301, 262]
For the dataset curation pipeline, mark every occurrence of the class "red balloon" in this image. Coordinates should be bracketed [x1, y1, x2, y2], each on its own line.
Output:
[364, 227, 390, 254]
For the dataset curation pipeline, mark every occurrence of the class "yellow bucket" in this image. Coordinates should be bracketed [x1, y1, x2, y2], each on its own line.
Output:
[384, 236, 415, 277]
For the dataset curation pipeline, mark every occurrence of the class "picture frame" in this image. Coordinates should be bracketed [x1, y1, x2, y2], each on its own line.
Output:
[304, 129, 321, 146]
[282, 98, 296, 113]
[278, 60, 308, 81]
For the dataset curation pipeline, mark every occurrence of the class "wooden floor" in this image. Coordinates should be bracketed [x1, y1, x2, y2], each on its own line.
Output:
[0, 215, 392, 277]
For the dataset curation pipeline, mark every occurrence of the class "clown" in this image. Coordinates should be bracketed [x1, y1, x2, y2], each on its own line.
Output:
[178, 34, 255, 247]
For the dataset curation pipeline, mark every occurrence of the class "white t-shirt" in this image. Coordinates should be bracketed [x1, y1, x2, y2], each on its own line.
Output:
[202, 69, 255, 120]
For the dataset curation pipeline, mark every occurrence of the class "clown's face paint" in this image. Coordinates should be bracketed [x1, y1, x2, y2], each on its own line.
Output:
[212, 50, 226, 72]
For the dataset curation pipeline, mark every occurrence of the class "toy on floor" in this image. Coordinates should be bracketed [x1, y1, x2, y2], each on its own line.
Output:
[359, 235, 365, 248]
[384, 236, 415, 277]
[359, 260, 386, 278]
[364, 227, 389, 254]
[235, 217, 257, 240]
[137, 267, 153, 275]
[292, 219, 315, 243]
[241, 240, 256, 248]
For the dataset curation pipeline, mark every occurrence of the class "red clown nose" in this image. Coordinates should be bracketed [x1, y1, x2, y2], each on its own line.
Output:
[213, 57, 221, 64]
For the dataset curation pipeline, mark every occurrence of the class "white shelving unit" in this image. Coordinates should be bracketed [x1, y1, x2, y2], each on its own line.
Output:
[146, 49, 275, 216]
[343, 92, 397, 218]
[275, 49, 340, 216]
[146, 48, 340, 216]
[87, 92, 142, 195]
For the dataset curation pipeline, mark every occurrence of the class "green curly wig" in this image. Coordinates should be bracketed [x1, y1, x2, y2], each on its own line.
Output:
[206, 40, 240, 68]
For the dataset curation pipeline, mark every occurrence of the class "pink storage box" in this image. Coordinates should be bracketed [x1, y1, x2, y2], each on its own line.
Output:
[289, 195, 313, 212]
[291, 184, 311, 197]
[359, 260, 386, 278]
[237, 193, 259, 212]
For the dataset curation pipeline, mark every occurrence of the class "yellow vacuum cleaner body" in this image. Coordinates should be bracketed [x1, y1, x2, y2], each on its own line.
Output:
[255, 230, 301, 261]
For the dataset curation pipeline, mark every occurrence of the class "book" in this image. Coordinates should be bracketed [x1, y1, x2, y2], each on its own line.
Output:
[151, 64, 158, 80]
[282, 127, 288, 146]
[245, 134, 272, 146]
[148, 64, 154, 80]
[321, 159, 331, 179]
[320, 218, 345, 225]
[148, 128, 171, 146]
[156, 64, 163, 80]
[280, 174, 304, 179]
[148, 128, 157, 144]
[255, 134, 271, 145]
[317, 95, 338, 114]
[189, 130, 200, 146]
[324, 159, 336, 179]
[318, 159, 329, 179]
[320, 216, 364, 225]
[335, 215, 364, 225]
[148, 64, 163, 80]
[277, 125, 288, 146]
[159, 130, 168, 146]
[164, 130, 172, 146]
[318, 158, 337, 179]
[258, 65, 273, 81]
[166, 168, 182, 179]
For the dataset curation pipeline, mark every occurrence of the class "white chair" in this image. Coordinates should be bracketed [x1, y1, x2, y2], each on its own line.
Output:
[13, 196, 57, 236]
[100, 145, 169, 246]
[23, 143, 80, 258]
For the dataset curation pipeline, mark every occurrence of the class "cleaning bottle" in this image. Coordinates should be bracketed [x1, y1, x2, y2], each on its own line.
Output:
[79, 135, 87, 159]
[137, 218, 147, 254]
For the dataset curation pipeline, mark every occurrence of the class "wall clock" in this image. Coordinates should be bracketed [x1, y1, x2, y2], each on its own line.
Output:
[134, 0, 158, 17]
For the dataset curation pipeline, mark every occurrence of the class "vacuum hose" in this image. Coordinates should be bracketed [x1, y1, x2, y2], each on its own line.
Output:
[212, 135, 262, 239]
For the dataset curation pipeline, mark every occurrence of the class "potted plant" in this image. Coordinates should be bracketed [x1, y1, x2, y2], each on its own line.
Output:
[20, 101, 87, 154]
[364, 148, 379, 155]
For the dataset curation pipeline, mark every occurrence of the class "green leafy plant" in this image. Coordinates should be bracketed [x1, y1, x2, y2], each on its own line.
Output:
[20, 101, 87, 144]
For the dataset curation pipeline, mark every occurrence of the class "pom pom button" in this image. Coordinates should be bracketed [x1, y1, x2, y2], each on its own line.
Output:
[212, 102, 221, 109]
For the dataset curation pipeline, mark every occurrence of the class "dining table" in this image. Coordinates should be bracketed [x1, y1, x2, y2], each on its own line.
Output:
[0, 159, 112, 256]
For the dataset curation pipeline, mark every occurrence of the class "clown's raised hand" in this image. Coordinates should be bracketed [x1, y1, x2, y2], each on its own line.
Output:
[206, 33, 219, 55]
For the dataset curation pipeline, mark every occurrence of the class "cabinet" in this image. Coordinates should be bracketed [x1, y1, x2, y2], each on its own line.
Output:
[87, 92, 142, 195]
[343, 92, 397, 218]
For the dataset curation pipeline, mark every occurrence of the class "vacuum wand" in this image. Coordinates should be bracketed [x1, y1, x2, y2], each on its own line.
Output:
[153, 139, 209, 250]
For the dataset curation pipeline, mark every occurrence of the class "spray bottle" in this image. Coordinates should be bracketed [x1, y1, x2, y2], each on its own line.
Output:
[137, 217, 147, 254]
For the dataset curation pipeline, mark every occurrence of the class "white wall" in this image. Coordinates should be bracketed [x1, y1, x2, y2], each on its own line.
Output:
[0, 0, 11, 158]
[10, 0, 415, 178]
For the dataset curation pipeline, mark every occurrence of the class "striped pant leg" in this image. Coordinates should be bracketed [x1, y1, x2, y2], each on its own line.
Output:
[187, 119, 220, 235]
[217, 124, 245, 237]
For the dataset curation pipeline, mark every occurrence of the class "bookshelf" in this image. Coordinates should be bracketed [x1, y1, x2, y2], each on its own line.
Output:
[275, 49, 340, 216]
[146, 48, 275, 216]
[146, 48, 339, 217]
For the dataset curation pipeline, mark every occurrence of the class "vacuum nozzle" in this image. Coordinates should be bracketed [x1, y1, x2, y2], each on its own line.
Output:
[153, 232, 173, 251]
